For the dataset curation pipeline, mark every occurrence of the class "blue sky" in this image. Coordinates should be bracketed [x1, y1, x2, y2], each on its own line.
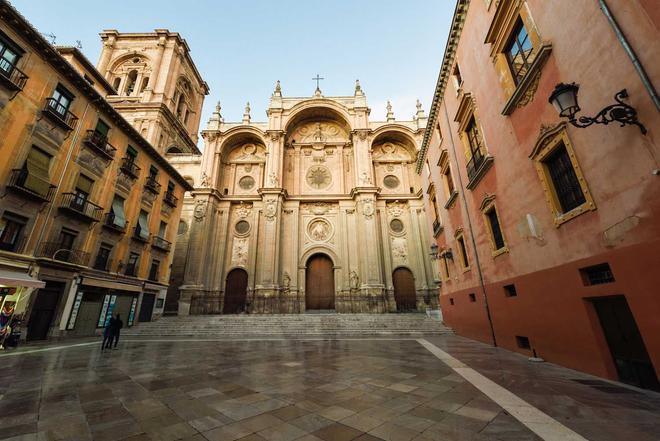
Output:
[13, 0, 454, 127]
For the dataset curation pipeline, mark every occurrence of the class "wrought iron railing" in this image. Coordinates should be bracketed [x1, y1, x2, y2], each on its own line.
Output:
[36, 242, 90, 266]
[59, 193, 103, 222]
[82, 130, 117, 159]
[0, 235, 27, 254]
[466, 149, 486, 182]
[144, 176, 161, 194]
[7, 169, 56, 202]
[132, 226, 150, 243]
[151, 235, 171, 252]
[43, 98, 78, 130]
[102, 213, 128, 233]
[0, 61, 28, 91]
[120, 157, 140, 178]
[163, 191, 178, 207]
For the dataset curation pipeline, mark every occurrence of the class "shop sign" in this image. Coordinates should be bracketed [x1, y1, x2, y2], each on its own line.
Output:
[97, 294, 117, 328]
[66, 291, 84, 330]
[128, 297, 138, 326]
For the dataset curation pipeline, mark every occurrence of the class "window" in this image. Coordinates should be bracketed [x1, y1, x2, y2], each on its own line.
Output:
[49, 85, 74, 117]
[503, 284, 518, 297]
[453, 63, 463, 89]
[72, 174, 93, 210]
[109, 195, 126, 228]
[456, 234, 469, 270]
[83, 74, 94, 86]
[0, 212, 27, 252]
[58, 228, 78, 250]
[580, 263, 615, 286]
[438, 150, 456, 207]
[444, 166, 455, 195]
[125, 70, 137, 95]
[166, 181, 175, 195]
[486, 208, 505, 250]
[0, 33, 22, 76]
[149, 165, 158, 180]
[148, 259, 160, 281]
[126, 145, 138, 162]
[449, 298, 454, 306]
[544, 143, 586, 214]
[469, 293, 476, 302]
[95, 119, 110, 138]
[112, 77, 121, 91]
[125, 252, 140, 276]
[94, 243, 112, 271]
[531, 125, 595, 226]
[158, 221, 167, 238]
[140, 76, 149, 93]
[454, 93, 493, 189]
[21, 146, 52, 196]
[505, 19, 535, 85]
[466, 117, 485, 164]
[516, 336, 531, 350]
[442, 255, 451, 281]
[136, 210, 150, 240]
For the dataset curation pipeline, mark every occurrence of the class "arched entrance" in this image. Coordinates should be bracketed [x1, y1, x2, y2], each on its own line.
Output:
[305, 254, 335, 310]
[392, 268, 417, 312]
[223, 268, 248, 314]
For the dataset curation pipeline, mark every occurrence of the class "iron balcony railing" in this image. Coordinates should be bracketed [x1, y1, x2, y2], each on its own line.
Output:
[59, 193, 103, 223]
[102, 213, 128, 234]
[0, 235, 27, 254]
[82, 130, 117, 160]
[151, 235, 171, 252]
[144, 175, 161, 194]
[120, 157, 140, 179]
[7, 168, 57, 203]
[132, 226, 150, 243]
[466, 149, 486, 182]
[43, 98, 78, 130]
[0, 61, 28, 91]
[163, 191, 178, 207]
[36, 242, 90, 266]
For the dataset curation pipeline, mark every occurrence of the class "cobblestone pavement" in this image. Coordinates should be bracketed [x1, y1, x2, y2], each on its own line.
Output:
[0, 335, 657, 440]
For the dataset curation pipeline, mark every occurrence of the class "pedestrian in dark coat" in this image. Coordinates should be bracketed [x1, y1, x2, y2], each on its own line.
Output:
[111, 313, 123, 349]
[102, 315, 116, 350]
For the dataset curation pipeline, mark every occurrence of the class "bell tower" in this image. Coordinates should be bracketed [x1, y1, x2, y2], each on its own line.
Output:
[97, 29, 209, 154]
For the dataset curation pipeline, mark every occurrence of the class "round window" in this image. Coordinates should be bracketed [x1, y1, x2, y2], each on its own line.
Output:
[390, 219, 404, 233]
[239, 176, 255, 190]
[235, 220, 250, 234]
[383, 175, 400, 189]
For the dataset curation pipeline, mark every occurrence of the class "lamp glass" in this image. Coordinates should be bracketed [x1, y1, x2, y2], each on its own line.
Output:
[549, 83, 580, 118]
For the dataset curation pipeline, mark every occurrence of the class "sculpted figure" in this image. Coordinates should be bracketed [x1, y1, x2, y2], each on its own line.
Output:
[349, 270, 360, 290]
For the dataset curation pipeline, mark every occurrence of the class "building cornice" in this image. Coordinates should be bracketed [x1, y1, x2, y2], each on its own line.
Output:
[415, 0, 470, 173]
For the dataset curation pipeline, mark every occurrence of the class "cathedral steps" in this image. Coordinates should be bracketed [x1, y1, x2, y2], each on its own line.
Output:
[123, 313, 452, 338]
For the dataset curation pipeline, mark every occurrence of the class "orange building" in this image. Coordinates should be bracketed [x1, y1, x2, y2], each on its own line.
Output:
[0, 1, 193, 340]
[420, 0, 659, 390]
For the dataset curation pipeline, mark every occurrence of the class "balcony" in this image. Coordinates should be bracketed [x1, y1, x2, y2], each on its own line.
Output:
[465, 150, 494, 191]
[144, 176, 161, 194]
[163, 191, 178, 208]
[7, 169, 56, 203]
[82, 130, 117, 160]
[36, 242, 90, 266]
[0, 235, 27, 254]
[132, 227, 150, 243]
[42, 98, 78, 131]
[59, 193, 103, 223]
[0, 61, 28, 91]
[120, 157, 140, 179]
[151, 236, 171, 252]
[102, 213, 128, 234]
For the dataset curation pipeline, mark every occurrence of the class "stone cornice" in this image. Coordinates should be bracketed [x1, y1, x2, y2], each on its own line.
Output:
[416, 0, 471, 174]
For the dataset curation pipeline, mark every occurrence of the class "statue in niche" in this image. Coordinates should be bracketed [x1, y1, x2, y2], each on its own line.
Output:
[268, 172, 279, 187]
[309, 219, 329, 241]
[282, 272, 291, 291]
[313, 123, 324, 142]
[349, 270, 360, 290]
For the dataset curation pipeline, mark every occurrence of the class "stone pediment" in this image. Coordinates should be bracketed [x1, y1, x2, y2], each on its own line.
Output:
[292, 121, 348, 144]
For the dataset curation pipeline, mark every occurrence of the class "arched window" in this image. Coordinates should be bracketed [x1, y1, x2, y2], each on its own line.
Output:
[183, 110, 190, 125]
[176, 94, 185, 118]
[125, 70, 137, 95]
[140, 76, 149, 93]
[112, 77, 121, 92]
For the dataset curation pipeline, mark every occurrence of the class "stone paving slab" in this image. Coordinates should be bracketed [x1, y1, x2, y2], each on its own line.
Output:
[0, 336, 657, 440]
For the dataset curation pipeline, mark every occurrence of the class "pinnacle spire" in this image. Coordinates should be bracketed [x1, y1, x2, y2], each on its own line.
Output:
[386, 100, 395, 122]
[242, 101, 251, 124]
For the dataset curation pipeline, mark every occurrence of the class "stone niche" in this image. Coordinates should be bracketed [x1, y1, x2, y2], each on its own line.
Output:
[221, 141, 266, 195]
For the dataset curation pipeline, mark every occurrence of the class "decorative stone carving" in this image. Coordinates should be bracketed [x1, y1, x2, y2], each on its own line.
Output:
[231, 237, 249, 267]
[239, 175, 255, 190]
[282, 272, 291, 290]
[161, 202, 173, 216]
[387, 201, 406, 217]
[349, 270, 360, 290]
[391, 237, 408, 264]
[361, 199, 375, 219]
[294, 121, 346, 143]
[268, 172, 279, 187]
[264, 199, 278, 222]
[301, 202, 331, 215]
[383, 175, 400, 189]
[235, 202, 252, 218]
[116, 170, 134, 193]
[200, 172, 210, 188]
[77, 149, 108, 177]
[308, 218, 331, 242]
[193, 200, 208, 221]
[516, 69, 542, 108]
[306, 165, 332, 189]
[141, 189, 157, 207]
[359, 171, 373, 186]
[389, 219, 404, 234]
[234, 220, 250, 235]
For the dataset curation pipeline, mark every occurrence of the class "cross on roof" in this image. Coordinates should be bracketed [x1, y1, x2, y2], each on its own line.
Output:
[312, 74, 324, 90]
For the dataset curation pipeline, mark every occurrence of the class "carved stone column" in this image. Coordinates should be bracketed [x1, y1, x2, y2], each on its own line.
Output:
[253, 189, 285, 313]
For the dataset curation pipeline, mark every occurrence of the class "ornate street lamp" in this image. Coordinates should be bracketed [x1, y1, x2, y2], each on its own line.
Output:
[430, 243, 440, 260]
[548, 83, 647, 134]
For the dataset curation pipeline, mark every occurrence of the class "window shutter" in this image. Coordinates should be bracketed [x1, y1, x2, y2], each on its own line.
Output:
[138, 212, 149, 239]
[111, 196, 126, 227]
[24, 147, 51, 195]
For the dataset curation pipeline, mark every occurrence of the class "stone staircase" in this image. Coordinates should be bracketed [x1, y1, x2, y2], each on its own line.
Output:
[123, 313, 452, 338]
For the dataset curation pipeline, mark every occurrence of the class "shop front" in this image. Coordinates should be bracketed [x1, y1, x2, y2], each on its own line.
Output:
[0, 265, 46, 347]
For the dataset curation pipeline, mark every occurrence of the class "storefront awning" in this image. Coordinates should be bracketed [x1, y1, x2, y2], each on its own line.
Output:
[0, 269, 46, 289]
[81, 277, 142, 293]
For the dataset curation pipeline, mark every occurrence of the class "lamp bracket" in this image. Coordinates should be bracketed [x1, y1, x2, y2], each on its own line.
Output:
[569, 89, 647, 134]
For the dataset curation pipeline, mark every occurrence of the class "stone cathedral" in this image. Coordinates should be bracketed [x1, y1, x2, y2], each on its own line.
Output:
[170, 82, 438, 315]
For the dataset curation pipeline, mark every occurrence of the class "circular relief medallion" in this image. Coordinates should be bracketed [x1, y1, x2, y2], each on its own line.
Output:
[235, 220, 250, 235]
[389, 219, 404, 234]
[242, 144, 257, 155]
[308, 219, 331, 242]
[238, 176, 255, 190]
[383, 175, 400, 189]
[306, 165, 332, 190]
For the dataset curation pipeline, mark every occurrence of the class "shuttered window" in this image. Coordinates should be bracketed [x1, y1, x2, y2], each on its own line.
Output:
[137, 210, 149, 239]
[110, 195, 126, 227]
[23, 147, 52, 195]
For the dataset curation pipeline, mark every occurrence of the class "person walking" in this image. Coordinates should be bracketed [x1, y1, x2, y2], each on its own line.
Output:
[101, 314, 116, 351]
[110, 313, 123, 349]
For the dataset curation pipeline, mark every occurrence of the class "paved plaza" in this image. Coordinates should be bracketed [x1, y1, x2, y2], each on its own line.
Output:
[0, 336, 658, 441]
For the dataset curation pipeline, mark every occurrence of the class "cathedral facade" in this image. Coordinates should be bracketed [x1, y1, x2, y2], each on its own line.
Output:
[171, 83, 439, 314]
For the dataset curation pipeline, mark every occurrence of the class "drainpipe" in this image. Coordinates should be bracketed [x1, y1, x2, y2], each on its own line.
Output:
[441, 101, 497, 347]
[598, 0, 660, 111]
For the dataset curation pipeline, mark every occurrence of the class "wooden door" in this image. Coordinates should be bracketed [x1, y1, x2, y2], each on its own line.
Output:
[393, 268, 417, 312]
[27, 281, 65, 340]
[223, 269, 248, 314]
[138, 294, 156, 322]
[592, 296, 659, 391]
[305, 254, 335, 310]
